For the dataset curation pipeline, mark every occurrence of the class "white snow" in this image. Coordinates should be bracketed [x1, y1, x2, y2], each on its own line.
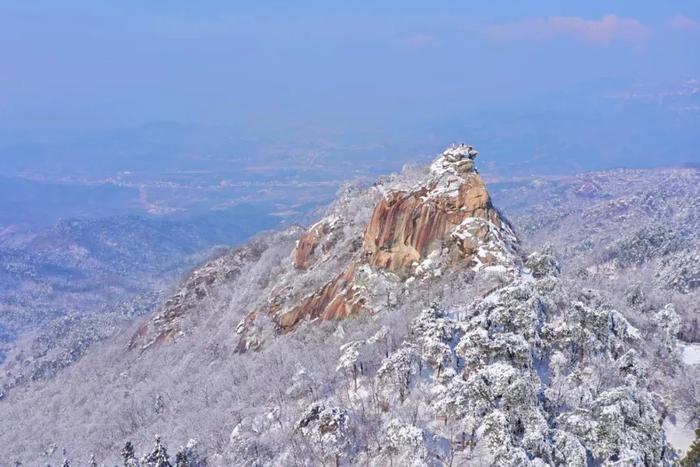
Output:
[442, 143, 478, 160]
[424, 144, 480, 199]
[661, 343, 699, 456]
[681, 342, 700, 366]
[663, 413, 696, 456]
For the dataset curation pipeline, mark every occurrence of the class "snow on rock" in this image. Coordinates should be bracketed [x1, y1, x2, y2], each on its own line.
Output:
[364, 144, 511, 277]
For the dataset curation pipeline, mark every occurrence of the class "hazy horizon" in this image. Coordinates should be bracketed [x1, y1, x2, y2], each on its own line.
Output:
[1, 2, 699, 167]
[1, 2, 699, 228]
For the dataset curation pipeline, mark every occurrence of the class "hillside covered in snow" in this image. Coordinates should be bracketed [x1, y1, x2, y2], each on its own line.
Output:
[0, 145, 698, 466]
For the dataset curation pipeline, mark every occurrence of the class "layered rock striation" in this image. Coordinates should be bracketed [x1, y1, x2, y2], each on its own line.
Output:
[363, 144, 503, 276]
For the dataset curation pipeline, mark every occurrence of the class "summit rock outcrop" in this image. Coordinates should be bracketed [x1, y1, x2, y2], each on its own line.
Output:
[363, 144, 503, 276]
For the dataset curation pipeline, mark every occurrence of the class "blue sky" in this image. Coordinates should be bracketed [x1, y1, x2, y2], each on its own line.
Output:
[0, 1, 698, 155]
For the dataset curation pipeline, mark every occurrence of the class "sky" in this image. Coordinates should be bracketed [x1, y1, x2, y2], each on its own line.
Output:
[0, 1, 699, 162]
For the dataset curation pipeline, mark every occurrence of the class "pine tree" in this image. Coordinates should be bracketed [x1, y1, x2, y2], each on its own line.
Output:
[88, 454, 98, 467]
[174, 439, 206, 467]
[154, 394, 165, 415]
[121, 441, 138, 467]
[681, 426, 700, 467]
[142, 435, 172, 467]
[174, 450, 189, 467]
[61, 460, 71, 467]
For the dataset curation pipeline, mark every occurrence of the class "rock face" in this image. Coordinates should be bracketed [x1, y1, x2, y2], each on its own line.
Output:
[292, 221, 327, 270]
[363, 145, 502, 276]
[278, 265, 365, 330]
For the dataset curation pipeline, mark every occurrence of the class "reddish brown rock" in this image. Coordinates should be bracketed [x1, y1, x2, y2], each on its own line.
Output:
[363, 173, 501, 276]
[237, 264, 366, 347]
[278, 265, 365, 330]
[293, 222, 327, 269]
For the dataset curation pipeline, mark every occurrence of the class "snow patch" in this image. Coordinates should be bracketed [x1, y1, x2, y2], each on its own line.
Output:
[663, 413, 696, 456]
[681, 342, 700, 366]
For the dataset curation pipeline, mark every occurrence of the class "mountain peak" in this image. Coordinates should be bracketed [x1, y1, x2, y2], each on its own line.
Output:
[431, 143, 479, 175]
[364, 144, 510, 276]
[424, 144, 480, 196]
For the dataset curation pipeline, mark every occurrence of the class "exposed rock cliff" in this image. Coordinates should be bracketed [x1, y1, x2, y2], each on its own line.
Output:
[278, 265, 365, 330]
[292, 221, 328, 270]
[363, 144, 503, 276]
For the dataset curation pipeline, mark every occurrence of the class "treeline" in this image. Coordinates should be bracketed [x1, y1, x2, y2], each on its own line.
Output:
[26, 436, 207, 467]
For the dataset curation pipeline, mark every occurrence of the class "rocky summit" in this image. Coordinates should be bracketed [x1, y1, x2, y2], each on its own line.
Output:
[363, 144, 505, 276]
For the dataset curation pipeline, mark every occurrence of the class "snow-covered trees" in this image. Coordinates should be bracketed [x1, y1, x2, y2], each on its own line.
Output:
[676, 364, 700, 429]
[526, 251, 561, 279]
[411, 307, 456, 378]
[558, 387, 668, 464]
[141, 436, 172, 467]
[379, 419, 449, 466]
[174, 439, 207, 467]
[295, 403, 353, 465]
[377, 344, 418, 403]
[121, 441, 138, 467]
[227, 414, 276, 463]
[7, 242, 676, 466]
[655, 303, 682, 349]
[337, 340, 362, 390]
